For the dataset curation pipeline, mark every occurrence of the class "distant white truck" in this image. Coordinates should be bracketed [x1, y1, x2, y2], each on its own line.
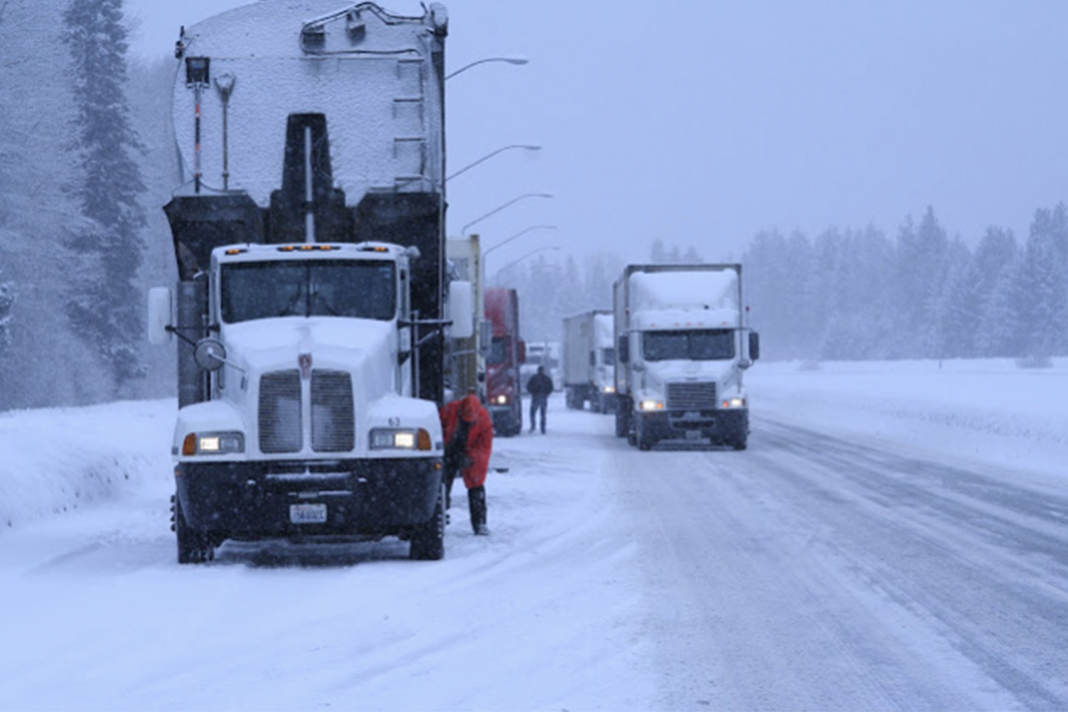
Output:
[562, 310, 617, 413]
[613, 264, 759, 450]
[521, 341, 561, 393]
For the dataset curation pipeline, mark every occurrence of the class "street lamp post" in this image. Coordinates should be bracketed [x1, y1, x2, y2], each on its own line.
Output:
[461, 193, 553, 237]
[445, 56, 528, 81]
[446, 145, 541, 184]
[494, 246, 561, 286]
[483, 225, 558, 280]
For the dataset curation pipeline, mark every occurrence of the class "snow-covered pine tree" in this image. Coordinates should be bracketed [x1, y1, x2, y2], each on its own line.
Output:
[894, 207, 950, 358]
[62, 0, 146, 392]
[972, 227, 1019, 358]
[0, 269, 13, 357]
[1016, 207, 1068, 359]
[936, 237, 978, 359]
[743, 229, 793, 360]
[976, 256, 1024, 358]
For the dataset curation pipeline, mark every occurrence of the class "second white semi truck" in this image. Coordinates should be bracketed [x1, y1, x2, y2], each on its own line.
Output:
[613, 264, 759, 451]
[562, 310, 616, 413]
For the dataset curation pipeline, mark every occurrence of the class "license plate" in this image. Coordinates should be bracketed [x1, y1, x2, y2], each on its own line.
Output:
[685, 430, 702, 440]
[290, 503, 327, 524]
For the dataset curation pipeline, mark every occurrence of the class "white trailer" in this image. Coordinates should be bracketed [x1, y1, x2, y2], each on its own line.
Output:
[446, 234, 487, 401]
[613, 264, 759, 450]
[562, 310, 617, 413]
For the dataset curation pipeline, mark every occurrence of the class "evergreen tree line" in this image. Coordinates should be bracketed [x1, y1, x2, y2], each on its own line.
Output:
[0, 0, 177, 410]
[741, 205, 1068, 363]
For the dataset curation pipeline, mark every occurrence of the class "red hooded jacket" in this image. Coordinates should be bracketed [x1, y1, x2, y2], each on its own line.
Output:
[439, 394, 494, 489]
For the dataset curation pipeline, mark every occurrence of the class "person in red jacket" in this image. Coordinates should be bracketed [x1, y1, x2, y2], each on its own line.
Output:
[439, 391, 494, 535]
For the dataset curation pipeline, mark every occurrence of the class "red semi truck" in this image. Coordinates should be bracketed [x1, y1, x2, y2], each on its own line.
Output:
[483, 287, 525, 436]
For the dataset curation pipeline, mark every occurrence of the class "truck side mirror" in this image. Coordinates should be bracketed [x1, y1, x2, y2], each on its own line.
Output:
[749, 331, 760, 361]
[194, 338, 227, 371]
[147, 287, 173, 345]
[447, 280, 473, 339]
[618, 334, 629, 364]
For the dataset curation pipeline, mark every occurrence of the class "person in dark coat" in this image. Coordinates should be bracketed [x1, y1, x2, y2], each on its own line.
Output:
[439, 392, 494, 535]
[525, 365, 554, 434]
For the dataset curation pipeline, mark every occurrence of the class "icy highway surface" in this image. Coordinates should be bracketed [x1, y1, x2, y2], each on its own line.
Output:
[2, 359, 1068, 710]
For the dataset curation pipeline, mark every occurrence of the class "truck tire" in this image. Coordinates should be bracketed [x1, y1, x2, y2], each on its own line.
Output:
[615, 404, 629, 438]
[410, 485, 446, 560]
[731, 433, 748, 451]
[636, 415, 656, 451]
[174, 496, 213, 564]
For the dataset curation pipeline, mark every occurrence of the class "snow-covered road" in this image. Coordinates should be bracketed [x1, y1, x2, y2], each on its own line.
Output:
[617, 419, 1068, 710]
[2, 359, 1067, 710]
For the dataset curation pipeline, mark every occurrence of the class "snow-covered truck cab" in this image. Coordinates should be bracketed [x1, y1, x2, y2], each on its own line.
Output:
[613, 264, 760, 451]
[150, 240, 470, 562]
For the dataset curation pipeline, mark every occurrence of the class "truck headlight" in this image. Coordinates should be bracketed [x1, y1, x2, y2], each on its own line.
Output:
[602, 386, 616, 394]
[493, 394, 509, 405]
[370, 428, 432, 451]
[182, 431, 245, 456]
[721, 397, 746, 409]
[638, 400, 664, 411]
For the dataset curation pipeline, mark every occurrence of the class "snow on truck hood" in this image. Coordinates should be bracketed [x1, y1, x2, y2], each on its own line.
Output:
[643, 359, 744, 393]
[222, 317, 393, 372]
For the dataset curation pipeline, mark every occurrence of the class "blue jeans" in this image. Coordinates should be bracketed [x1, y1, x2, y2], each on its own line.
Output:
[530, 397, 548, 433]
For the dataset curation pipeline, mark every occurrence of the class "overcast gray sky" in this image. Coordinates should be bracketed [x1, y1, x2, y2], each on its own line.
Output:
[125, 0, 1068, 267]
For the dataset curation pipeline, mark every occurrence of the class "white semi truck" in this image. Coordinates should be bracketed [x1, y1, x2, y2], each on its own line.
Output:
[147, 1, 470, 563]
[562, 310, 616, 413]
[612, 264, 759, 451]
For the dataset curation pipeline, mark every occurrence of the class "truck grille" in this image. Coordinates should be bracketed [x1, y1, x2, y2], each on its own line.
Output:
[667, 382, 716, 411]
[311, 370, 354, 452]
[260, 370, 302, 453]
[258, 369, 355, 454]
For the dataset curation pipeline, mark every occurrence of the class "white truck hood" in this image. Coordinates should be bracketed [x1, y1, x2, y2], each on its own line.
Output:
[222, 317, 395, 389]
[638, 359, 743, 400]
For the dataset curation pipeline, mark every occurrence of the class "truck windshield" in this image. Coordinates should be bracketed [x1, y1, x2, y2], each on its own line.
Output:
[642, 329, 735, 361]
[487, 336, 507, 365]
[221, 260, 396, 323]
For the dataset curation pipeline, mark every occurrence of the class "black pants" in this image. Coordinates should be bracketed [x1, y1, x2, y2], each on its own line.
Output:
[445, 472, 488, 534]
[468, 485, 487, 534]
[530, 397, 547, 433]
[444, 467, 457, 510]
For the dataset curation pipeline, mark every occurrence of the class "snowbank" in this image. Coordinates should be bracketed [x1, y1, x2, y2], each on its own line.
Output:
[0, 400, 175, 530]
[749, 357, 1068, 483]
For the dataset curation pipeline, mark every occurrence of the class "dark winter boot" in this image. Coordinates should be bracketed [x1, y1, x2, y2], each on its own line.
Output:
[444, 469, 456, 510]
[468, 485, 489, 535]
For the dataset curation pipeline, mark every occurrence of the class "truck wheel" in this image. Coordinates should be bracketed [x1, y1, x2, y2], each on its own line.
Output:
[731, 433, 748, 451]
[636, 417, 655, 451]
[615, 407, 629, 438]
[174, 497, 212, 564]
[410, 484, 445, 561]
